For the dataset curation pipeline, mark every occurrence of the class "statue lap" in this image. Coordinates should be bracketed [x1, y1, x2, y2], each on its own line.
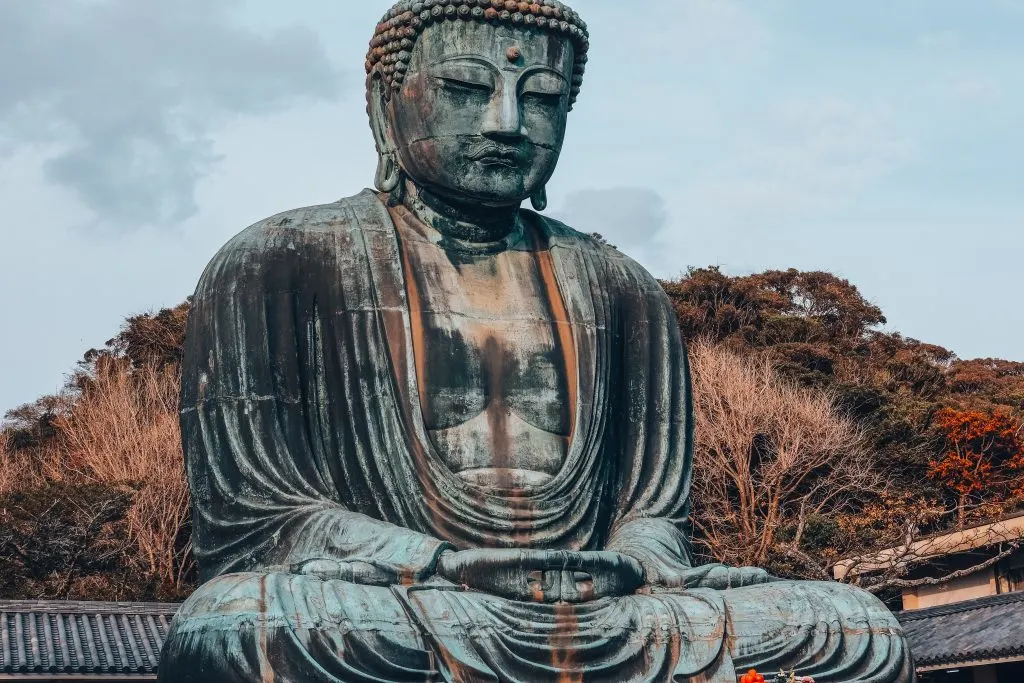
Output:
[161, 572, 909, 682]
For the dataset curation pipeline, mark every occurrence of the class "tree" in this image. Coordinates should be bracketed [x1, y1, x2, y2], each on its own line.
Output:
[688, 341, 884, 580]
[947, 358, 1024, 409]
[663, 266, 1024, 527]
[0, 483, 131, 599]
[1, 302, 195, 599]
[662, 266, 886, 352]
[928, 408, 1024, 523]
[55, 357, 193, 590]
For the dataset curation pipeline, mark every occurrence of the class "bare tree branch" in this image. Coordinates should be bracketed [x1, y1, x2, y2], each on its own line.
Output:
[862, 542, 1020, 594]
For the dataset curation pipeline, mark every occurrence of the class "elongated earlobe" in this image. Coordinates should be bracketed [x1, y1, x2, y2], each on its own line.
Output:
[375, 150, 401, 193]
[369, 74, 403, 200]
[530, 186, 548, 212]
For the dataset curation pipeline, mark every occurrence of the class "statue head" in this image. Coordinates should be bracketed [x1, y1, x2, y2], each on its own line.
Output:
[365, 1, 589, 211]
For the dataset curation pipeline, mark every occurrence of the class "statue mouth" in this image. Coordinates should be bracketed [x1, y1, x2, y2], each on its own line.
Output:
[468, 145, 523, 168]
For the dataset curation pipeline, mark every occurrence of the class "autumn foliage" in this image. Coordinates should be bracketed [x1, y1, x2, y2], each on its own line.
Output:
[664, 267, 1024, 587]
[2, 267, 1023, 600]
[928, 408, 1024, 521]
[0, 302, 192, 600]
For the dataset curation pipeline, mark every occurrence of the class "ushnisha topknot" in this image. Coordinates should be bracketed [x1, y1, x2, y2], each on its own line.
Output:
[366, 0, 589, 110]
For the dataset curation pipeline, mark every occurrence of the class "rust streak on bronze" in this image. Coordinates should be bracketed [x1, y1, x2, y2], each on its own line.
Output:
[533, 232, 577, 440]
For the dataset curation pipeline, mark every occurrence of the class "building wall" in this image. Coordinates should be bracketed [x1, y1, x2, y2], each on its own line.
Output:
[920, 663, 1024, 683]
[902, 568, 996, 610]
[972, 666, 998, 683]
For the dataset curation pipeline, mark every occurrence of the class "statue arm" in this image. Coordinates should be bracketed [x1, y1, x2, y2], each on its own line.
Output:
[607, 518, 770, 590]
[605, 264, 771, 590]
[181, 220, 452, 584]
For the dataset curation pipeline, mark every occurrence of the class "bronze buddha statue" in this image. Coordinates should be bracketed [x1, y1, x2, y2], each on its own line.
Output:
[158, 2, 914, 681]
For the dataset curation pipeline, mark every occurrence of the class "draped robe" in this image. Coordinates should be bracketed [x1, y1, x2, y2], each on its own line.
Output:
[159, 190, 914, 683]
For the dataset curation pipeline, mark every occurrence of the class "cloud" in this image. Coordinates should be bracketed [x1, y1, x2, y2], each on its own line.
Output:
[668, 0, 774, 63]
[581, 0, 773, 68]
[0, 0, 344, 230]
[946, 76, 1002, 103]
[917, 30, 961, 51]
[687, 97, 912, 220]
[551, 188, 669, 264]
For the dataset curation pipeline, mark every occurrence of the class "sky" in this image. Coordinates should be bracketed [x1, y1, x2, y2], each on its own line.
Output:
[0, 0, 1022, 416]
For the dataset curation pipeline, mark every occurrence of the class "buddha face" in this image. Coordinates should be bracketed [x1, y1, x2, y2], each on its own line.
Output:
[384, 20, 574, 207]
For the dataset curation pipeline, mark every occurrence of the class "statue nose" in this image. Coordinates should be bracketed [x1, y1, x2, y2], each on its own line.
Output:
[482, 84, 524, 142]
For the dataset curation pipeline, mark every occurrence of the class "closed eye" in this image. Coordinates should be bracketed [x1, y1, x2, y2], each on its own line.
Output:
[435, 77, 492, 94]
[522, 90, 562, 104]
[519, 70, 567, 104]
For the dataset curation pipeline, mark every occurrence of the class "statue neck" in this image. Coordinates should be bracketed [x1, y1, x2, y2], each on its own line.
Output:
[401, 181, 520, 244]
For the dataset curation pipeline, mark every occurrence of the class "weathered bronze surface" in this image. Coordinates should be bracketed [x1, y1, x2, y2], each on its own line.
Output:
[158, 2, 914, 681]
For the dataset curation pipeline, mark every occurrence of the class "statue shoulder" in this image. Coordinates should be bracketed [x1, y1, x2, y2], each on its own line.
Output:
[197, 190, 388, 287]
[530, 212, 624, 256]
[218, 189, 385, 257]
[531, 211, 651, 271]
[530, 211, 668, 300]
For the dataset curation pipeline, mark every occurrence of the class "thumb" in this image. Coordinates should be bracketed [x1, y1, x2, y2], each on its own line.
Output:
[291, 558, 396, 585]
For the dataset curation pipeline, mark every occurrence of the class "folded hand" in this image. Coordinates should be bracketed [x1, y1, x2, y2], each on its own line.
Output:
[290, 558, 397, 585]
[435, 549, 644, 603]
[645, 562, 775, 590]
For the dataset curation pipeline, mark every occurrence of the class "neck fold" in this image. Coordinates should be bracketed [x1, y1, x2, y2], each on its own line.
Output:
[400, 181, 520, 244]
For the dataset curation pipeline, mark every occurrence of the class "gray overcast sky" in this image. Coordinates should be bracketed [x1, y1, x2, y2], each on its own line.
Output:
[1, 0, 1022, 415]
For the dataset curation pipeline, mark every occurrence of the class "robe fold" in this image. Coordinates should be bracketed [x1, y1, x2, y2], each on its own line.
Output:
[160, 190, 913, 682]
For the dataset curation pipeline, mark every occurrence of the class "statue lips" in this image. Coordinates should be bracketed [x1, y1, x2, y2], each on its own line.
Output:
[468, 144, 524, 168]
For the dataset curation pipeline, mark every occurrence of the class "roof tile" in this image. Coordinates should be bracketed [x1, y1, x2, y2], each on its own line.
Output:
[897, 591, 1024, 667]
[0, 601, 178, 676]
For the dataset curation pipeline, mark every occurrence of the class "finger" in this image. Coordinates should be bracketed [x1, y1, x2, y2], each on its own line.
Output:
[722, 566, 765, 588]
[543, 570, 564, 602]
[704, 565, 732, 589]
[520, 549, 564, 570]
[622, 554, 644, 579]
[568, 570, 596, 602]
[348, 561, 397, 586]
[746, 568, 772, 585]
[576, 551, 641, 580]
[607, 553, 644, 586]
[525, 569, 564, 603]
[736, 568, 754, 586]
[538, 550, 582, 570]
[292, 559, 349, 579]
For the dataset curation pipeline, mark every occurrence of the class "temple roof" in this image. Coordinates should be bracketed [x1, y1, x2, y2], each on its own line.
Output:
[0, 600, 178, 679]
[897, 591, 1024, 669]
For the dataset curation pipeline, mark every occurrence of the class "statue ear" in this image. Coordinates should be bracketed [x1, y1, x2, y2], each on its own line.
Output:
[530, 186, 548, 212]
[369, 76, 402, 195]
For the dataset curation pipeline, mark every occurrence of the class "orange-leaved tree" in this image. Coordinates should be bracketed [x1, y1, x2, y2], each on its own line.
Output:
[928, 408, 1024, 524]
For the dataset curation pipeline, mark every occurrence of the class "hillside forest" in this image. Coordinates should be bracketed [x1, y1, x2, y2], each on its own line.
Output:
[1, 267, 1022, 603]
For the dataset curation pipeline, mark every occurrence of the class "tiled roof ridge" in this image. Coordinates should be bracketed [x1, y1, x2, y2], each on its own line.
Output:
[0, 600, 179, 615]
[896, 590, 1024, 622]
[920, 645, 1024, 667]
[1, 601, 179, 675]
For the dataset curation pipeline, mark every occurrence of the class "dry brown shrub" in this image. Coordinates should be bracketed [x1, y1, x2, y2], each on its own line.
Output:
[688, 340, 883, 578]
[54, 358, 192, 589]
[0, 429, 49, 496]
[0, 430, 13, 496]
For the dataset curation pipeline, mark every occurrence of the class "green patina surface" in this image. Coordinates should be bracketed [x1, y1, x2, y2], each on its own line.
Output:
[158, 2, 914, 681]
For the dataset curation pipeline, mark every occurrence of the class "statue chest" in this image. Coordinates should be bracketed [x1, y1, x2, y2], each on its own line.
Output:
[398, 225, 574, 489]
